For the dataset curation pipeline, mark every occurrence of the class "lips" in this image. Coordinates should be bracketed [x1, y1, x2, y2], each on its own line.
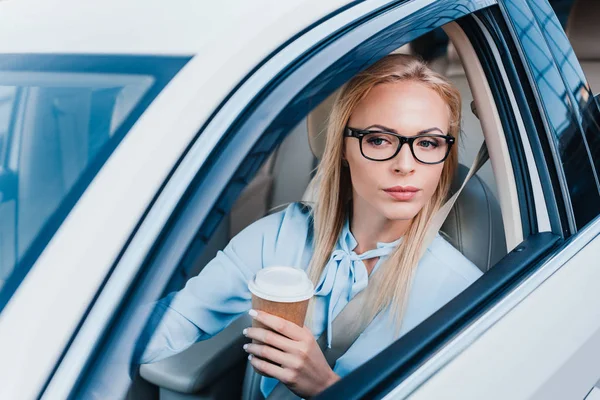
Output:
[383, 186, 420, 201]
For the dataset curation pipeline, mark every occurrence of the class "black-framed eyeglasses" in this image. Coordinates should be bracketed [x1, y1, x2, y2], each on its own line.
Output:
[344, 127, 455, 164]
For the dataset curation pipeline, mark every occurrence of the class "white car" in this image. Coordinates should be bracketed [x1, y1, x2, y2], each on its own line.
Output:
[0, 0, 599, 399]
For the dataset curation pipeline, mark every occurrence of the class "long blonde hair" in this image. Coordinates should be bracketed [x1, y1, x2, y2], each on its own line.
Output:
[307, 54, 461, 331]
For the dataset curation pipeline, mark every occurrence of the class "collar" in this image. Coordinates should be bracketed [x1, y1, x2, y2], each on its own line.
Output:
[314, 215, 402, 348]
[340, 215, 403, 253]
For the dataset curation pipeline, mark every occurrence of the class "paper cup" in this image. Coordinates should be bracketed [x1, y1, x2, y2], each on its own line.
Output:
[248, 266, 314, 340]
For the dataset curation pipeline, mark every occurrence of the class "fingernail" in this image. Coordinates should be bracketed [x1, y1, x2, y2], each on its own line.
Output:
[248, 354, 253, 361]
[243, 344, 249, 351]
[249, 309, 258, 318]
[243, 328, 248, 336]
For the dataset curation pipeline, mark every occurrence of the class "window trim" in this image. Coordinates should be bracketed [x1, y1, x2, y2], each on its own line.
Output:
[456, 17, 535, 239]
[474, 6, 564, 236]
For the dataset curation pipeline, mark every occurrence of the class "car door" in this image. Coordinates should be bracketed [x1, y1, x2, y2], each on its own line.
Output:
[35, 0, 598, 399]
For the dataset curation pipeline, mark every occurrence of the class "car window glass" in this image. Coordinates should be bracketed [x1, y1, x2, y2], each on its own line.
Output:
[0, 72, 152, 291]
[0, 87, 16, 161]
[0, 55, 188, 310]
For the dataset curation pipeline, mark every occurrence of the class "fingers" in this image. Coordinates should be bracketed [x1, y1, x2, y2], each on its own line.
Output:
[243, 327, 296, 353]
[248, 354, 296, 385]
[244, 343, 299, 368]
[249, 309, 305, 341]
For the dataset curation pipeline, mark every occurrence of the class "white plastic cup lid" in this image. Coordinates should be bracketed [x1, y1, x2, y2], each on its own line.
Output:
[248, 266, 314, 303]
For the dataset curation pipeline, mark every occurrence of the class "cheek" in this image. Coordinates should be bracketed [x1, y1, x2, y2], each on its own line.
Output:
[346, 158, 387, 202]
[345, 142, 371, 186]
[421, 164, 445, 195]
[348, 159, 380, 191]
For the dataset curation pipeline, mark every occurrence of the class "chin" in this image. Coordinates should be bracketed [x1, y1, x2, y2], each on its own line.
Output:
[378, 202, 422, 221]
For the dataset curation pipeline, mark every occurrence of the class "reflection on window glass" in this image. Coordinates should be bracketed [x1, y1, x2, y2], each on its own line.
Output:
[0, 71, 153, 288]
[0, 55, 189, 303]
[0, 87, 16, 162]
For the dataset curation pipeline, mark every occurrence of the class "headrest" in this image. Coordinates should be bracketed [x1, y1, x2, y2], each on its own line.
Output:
[566, 0, 600, 60]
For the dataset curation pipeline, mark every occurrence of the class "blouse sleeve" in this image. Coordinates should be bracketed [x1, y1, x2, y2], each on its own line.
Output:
[136, 203, 311, 364]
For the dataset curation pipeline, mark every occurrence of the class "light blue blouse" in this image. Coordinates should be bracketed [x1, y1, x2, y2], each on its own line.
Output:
[138, 202, 482, 397]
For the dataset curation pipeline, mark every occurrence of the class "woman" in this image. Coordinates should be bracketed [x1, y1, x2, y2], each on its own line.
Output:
[137, 54, 483, 398]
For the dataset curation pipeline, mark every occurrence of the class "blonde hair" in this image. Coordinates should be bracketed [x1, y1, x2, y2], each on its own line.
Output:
[306, 54, 461, 331]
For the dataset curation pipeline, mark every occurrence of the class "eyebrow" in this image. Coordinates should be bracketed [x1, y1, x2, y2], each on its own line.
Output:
[364, 124, 445, 135]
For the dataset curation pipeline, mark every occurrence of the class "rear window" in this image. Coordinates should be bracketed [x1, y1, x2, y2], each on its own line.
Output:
[0, 54, 188, 307]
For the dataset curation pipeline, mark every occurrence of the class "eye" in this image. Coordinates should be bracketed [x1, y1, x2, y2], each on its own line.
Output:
[416, 138, 440, 149]
[365, 134, 393, 147]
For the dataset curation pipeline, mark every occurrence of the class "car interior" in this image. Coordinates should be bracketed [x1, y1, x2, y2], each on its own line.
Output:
[130, 19, 535, 400]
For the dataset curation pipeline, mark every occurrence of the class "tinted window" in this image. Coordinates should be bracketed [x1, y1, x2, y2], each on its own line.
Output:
[0, 54, 188, 309]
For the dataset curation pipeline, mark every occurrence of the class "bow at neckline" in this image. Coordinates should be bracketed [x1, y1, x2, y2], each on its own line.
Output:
[313, 219, 401, 347]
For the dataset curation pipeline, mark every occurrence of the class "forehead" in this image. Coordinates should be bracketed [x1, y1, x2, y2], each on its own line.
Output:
[348, 80, 450, 132]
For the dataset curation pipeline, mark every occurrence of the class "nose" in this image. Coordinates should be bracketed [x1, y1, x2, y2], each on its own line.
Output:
[391, 142, 416, 175]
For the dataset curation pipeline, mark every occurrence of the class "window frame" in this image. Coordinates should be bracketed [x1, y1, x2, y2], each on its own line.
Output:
[43, 0, 574, 398]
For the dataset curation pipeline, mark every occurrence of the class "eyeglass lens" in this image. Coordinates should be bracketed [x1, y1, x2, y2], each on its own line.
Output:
[361, 132, 448, 163]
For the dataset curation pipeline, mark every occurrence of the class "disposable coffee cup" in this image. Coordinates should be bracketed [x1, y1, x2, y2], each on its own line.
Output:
[248, 266, 314, 337]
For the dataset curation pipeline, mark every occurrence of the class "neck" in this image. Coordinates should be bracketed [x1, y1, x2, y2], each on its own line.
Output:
[349, 198, 411, 255]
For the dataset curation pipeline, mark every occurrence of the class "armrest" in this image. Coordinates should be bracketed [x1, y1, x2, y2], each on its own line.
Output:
[140, 314, 251, 394]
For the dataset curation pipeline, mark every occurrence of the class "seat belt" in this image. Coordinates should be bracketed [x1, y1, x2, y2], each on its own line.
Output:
[266, 143, 490, 400]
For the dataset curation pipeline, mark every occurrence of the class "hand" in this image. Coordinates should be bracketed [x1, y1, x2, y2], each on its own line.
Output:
[243, 309, 340, 398]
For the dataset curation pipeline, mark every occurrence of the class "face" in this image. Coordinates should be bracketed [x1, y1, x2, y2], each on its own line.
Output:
[345, 80, 451, 222]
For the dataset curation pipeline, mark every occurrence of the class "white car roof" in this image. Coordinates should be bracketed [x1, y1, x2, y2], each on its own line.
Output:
[0, 0, 351, 56]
